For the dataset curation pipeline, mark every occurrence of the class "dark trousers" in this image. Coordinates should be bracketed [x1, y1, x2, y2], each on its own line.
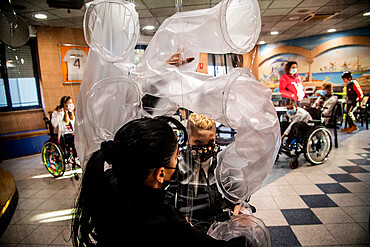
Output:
[60, 134, 77, 157]
[281, 121, 311, 144]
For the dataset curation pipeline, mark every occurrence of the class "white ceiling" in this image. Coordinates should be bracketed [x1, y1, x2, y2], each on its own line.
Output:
[1, 0, 370, 44]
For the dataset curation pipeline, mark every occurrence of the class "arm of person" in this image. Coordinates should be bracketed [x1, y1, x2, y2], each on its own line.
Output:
[283, 117, 299, 136]
[51, 110, 64, 128]
[173, 207, 246, 247]
[279, 76, 294, 98]
[353, 81, 364, 102]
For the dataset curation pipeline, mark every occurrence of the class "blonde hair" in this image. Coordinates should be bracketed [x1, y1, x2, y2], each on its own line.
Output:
[187, 113, 216, 132]
[322, 82, 333, 93]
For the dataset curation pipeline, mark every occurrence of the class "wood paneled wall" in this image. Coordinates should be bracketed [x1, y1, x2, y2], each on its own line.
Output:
[36, 27, 85, 114]
[0, 109, 45, 135]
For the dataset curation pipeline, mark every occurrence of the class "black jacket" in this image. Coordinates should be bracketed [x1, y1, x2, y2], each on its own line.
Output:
[97, 184, 244, 247]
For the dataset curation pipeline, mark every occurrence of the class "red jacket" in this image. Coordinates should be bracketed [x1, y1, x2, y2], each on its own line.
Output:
[279, 73, 305, 101]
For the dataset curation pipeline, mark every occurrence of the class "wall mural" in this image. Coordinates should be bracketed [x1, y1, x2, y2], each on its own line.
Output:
[259, 45, 370, 93]
[258, 27, 370, 94]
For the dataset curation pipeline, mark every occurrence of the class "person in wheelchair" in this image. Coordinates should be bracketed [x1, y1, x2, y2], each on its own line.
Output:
[312, 82, 338, 126]
[281, 99, 314, 153]
[165, 113, 253, 233]
[51, 96, 77, 163]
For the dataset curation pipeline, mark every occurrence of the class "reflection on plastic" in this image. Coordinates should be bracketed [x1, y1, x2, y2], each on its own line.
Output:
[207, 214, 271, 247]
[75, 0, 280, 206]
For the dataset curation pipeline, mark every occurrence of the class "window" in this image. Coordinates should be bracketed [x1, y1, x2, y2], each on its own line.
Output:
[207, 54, 243, 76]
[0, 40, 42, 111]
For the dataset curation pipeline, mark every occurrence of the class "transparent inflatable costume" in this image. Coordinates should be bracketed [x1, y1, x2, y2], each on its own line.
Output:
[75, 0, 280, 246]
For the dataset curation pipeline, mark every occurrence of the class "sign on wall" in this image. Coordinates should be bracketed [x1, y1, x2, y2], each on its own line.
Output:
[59, 44, 89, 84]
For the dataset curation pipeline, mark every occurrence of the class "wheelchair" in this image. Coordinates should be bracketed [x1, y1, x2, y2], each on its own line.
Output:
[41, 114, 80, 179]
[278, 120, 333, 169]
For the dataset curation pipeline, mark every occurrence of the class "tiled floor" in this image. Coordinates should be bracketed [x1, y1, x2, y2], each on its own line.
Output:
[253, 127, 370, 246]
[0, 127, 369, 246]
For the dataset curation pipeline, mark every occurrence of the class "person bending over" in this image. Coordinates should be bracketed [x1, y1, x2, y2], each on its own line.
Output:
[72, 117, 245, 247]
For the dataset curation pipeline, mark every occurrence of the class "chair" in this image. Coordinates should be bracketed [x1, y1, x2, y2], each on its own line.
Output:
[354, 95, 369, 130]
[322, 101, 343, 148]
[304, 86, 316, 97]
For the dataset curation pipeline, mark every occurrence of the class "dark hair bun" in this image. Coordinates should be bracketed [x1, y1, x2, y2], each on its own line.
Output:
[100, 140, 123, 165]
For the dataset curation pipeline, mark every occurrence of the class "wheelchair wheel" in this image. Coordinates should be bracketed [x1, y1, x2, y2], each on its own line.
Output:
[41, 140, 65, 177]
[304, 126, 332, 165]
[289, 157, 299, 169]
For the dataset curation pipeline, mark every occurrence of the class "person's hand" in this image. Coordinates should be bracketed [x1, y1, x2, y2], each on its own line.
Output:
[233, 204, 250, 215]
[166, 53, 194, 67]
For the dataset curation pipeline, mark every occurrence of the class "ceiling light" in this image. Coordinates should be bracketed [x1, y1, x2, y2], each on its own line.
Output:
[363, 12, 370, 16]
[34, 13, 47, 19]
[259, 41, 266, 45]
[289, 16, 299, 21]
[143, 25, 155, 30]
[327, 28, 336, 33]
[270, 31, 279, 35]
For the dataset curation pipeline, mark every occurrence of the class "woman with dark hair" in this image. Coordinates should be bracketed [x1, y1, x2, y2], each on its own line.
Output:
[51, 96, 77, 158]
[71, 117, 244, 247]
[279, 61, 305, 106]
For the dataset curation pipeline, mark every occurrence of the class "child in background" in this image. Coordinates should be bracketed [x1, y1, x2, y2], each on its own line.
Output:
[281, 99, 313, 151]
[341, 71, 364, 132]
[312, 82, 338, 125]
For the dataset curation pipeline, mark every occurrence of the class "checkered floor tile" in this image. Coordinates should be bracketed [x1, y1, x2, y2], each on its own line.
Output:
[253, 129, 370, 246]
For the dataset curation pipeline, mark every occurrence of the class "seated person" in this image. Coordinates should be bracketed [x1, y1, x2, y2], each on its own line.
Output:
[165, 113, 251, 233]
[281, 99, 313, 150]
[51, 96, 77, 159]
[312, 82, 338, 125]
[72, 117, 245, 247]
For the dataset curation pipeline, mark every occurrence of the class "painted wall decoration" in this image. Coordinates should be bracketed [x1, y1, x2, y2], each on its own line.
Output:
[258, 27, 370, 93]
[259, 53, 308, 87]
[312, 46, 370, 85]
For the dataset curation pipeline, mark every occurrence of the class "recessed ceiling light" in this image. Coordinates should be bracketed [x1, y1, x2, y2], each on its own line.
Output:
[270, 31, 279, 35]
[143, 25, 155, 30]
[34, 13, 47, 20]
[289, 16, 299, 21]
[259, 41, 266, 45]
[327, 28, 336, 33]
[363, 12, 370, 16]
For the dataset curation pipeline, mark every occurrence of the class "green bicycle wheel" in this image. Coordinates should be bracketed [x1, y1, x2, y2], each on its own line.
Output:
[41, 140, 65, 177]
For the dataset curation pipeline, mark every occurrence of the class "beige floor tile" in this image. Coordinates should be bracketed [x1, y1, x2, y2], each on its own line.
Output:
[325, 223, 370, 245]
[351, 173, 370, 182]
[340, 182, 370, 193]
[269, 176, 289, 186]
[327, 193, 366, 207]
[252, 186, 272, 197]
[267, 184, 298, 197]
[291, 225, 338, 246]
[285, 175, 313, 185]
[307, 174, 337, 184]
[273, 195, 308, 209]
[341, 206, 370, 223]
[319, 165, 348, 174]
[292, 184, 325, 195]
[311, 207, 354, 224]
[253, 209, 289, 226]
[354, 192, 370, 205]
[249, 196, 279, 210]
